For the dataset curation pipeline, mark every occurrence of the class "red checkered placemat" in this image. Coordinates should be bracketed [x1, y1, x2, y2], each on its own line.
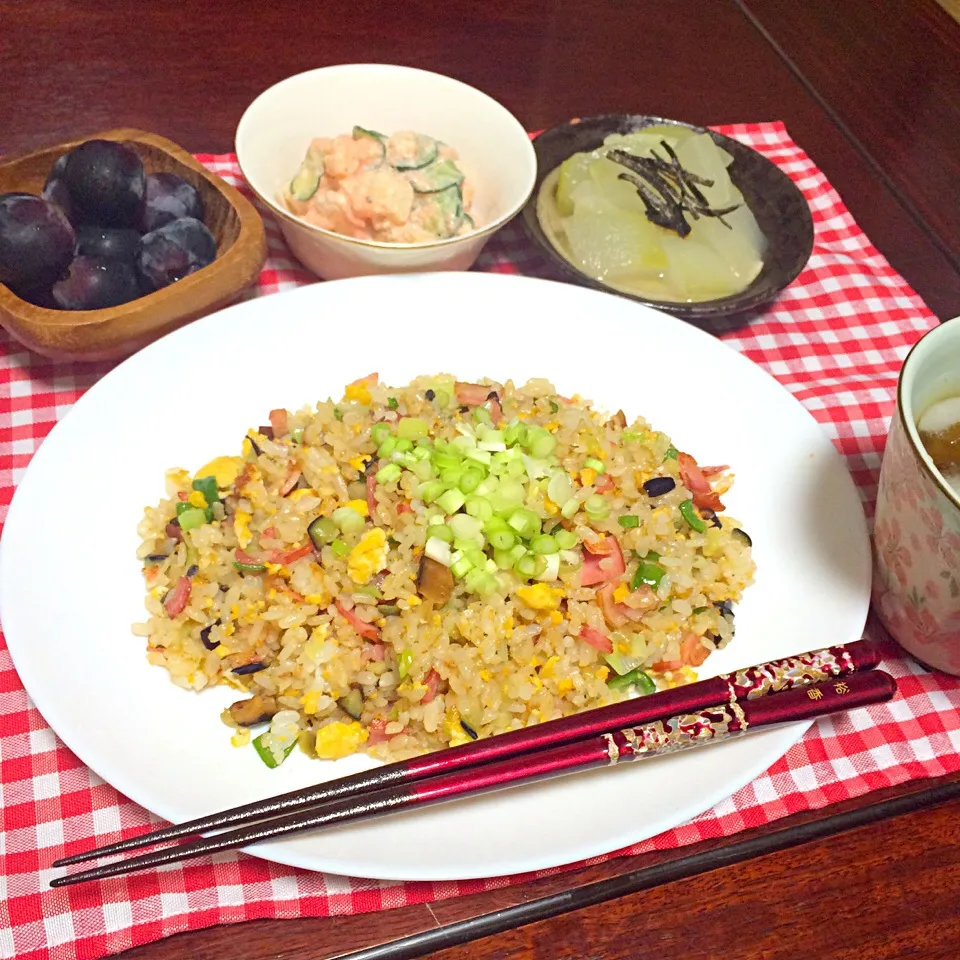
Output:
[2, 122, 959, 960]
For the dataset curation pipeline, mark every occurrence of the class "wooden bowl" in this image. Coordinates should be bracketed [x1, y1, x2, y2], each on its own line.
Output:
[521, 115, 815, 322]
[0, 128, 267, 361]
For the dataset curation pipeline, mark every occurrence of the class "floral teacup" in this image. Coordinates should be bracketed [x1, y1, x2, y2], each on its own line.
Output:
[874, 315, 960, 675]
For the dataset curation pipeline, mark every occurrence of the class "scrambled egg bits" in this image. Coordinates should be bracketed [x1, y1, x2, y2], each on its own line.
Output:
[315, 721, 368, 759]
[347, 527, 387, 584]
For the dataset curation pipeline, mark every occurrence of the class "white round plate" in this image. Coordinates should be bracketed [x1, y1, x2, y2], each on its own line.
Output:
[0, 273, 870, 881]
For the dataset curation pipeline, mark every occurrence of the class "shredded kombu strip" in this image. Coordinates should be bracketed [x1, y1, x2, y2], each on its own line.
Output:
[607, 140, 741, 238]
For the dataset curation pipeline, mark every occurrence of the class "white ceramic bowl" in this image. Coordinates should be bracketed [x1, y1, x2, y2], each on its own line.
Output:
[236, 64, 537, 280]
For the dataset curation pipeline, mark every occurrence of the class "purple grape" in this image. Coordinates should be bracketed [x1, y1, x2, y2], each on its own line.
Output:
[0, 193, 76, 289]
[142, 173, 204, 232]
[52, 255, 140, 310]
[62, 140, 146, 228]
[41, 154, 77, 223]
[138, 217, 217, 292]
[76, 225, 141, 263]
[12, 282, 58, 309]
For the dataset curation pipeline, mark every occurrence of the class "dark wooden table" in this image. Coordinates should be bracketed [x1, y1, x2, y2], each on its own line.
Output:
[4, 1, 960, 957]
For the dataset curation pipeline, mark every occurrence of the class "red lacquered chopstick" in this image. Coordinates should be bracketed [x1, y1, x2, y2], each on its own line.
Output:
[53, 641, 875, 869]
[49, 667, 895, 888]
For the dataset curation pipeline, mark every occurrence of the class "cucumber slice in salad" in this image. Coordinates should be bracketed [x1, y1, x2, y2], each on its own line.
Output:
[351, 126, 386, 168]
[434, 184, 465, 236]
[289, 162, 321, 201]
[353, 125, 386, 141]
[387, 132, 439, 171]
[409, 158, 465, 194]
[416, 184, 465, 238]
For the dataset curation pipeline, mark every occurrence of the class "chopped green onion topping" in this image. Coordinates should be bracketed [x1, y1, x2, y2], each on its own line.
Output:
[554, 529, 578, 550]
[458, 468, 483, 494]
[376, 463, 403, 484]
[465, 496, 494, 522]
[436, 488, 466, 515]
[387, 397, 399, 410]
[583, 457, 606, 474]
[507, 508, 541, 541]
[607, 668, 656, 694]
[417, 480, 445, 504]
[331, 539, 350, 558]
[618, 515, 640, 529]
[621, 430, 645, 443]
[428, 523, 454, 543]
[664, 446, 678, 460]
[584, 494, 610, 520]
[515, 553, 547, 578]
[525, 426, 557, 459]
[378, 436, 398, 458]
[397, 649, 413, 679]
[397, 417, 428, 441]
[177, 506, 207, 531]
[529, 534, 559, 555]
[332, 506, 366, 534]
[503, 421, 526, 447]
[549, 401, 559, 413]
[632, 558, 665, 590]
[371, 422, 392, 446]
[679, 499, 706, 532]
[253, 732, 297, 768]
[354, 584, 382, 597]
[334, 408, 344, 422]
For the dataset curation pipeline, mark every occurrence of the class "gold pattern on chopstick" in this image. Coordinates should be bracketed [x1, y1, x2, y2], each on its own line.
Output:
[726, 645, 853, 702]
[608, 700, 748, 765]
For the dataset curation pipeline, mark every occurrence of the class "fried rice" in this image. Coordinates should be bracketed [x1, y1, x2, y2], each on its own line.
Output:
[134, 374, 755, 766]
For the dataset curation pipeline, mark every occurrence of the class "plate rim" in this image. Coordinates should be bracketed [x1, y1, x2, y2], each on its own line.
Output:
[0, 272, 869, 880]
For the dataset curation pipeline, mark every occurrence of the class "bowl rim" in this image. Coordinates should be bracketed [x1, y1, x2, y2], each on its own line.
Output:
[897, 315, 960, 512]
[520, 113, 815, 319]
[234, 63, 537, 252]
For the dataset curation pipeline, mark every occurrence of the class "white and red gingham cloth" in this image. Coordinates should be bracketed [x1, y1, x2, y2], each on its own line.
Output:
[1, 122, 959, 960]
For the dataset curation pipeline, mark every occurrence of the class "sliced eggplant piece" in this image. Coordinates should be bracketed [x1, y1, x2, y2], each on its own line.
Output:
[387, 132, 439, 171]
[308, 515, 338, 550]
[409, 158, 465, 194]
[417, 555, 455, 604]
[289, 162, 320, 201]
[338, 688, 364, 720]
[232, 660, 268, 675]
[199, 623, 219, 650]
[228, 694, 278, 726]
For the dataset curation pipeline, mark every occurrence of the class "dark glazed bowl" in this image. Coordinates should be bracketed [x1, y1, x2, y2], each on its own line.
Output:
[521, 115, 815, 321]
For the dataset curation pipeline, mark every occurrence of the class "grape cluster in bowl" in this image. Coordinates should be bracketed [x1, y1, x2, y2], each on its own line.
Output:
[0, 139, 218, 311]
